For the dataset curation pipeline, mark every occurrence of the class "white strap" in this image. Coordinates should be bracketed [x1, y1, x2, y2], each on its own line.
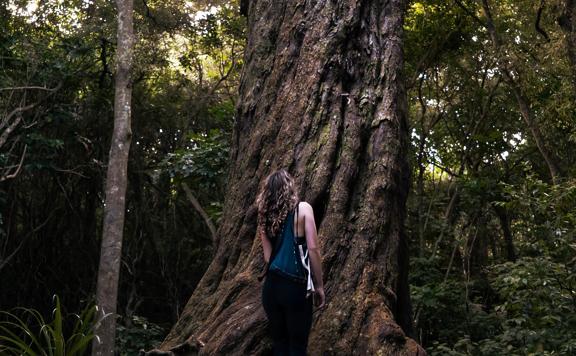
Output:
[298, 245, 315, 297]
[296, 203, 314, 297]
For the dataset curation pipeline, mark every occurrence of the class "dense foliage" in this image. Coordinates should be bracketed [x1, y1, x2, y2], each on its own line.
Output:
[0, 0, 244, 346]
[405, 0, 576, 354]
[0, 0, 574, 354]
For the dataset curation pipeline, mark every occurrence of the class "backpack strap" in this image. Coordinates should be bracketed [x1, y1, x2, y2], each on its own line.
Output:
[295, 202, 299, 239]
[295, 202, 315, 296]
[257, 204, 303, 282]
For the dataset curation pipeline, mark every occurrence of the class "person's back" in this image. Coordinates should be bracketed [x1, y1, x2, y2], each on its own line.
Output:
[257, 169, 325, 356]
[268, 206, 307, 283]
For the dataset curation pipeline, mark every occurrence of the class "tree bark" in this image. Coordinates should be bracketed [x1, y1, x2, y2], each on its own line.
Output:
[152, 0, 424, 355]
[92, 0, 134, 354]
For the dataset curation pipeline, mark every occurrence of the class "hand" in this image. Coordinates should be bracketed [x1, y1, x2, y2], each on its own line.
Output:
[314, 287, 325, 309]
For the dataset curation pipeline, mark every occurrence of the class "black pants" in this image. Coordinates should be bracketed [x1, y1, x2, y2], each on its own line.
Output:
[262, 271, 313, 356]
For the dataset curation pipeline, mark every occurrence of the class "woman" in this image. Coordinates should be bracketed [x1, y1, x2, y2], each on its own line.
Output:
[257, 169, 325, 356]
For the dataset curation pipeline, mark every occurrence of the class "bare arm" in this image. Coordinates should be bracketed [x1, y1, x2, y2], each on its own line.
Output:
[300, 202, 325, 306]
[260, 226, 272, 263]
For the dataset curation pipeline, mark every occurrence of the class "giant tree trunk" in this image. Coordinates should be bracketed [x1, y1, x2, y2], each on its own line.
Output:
[92, 0, 134, 354]
[156, 0, 423, 355]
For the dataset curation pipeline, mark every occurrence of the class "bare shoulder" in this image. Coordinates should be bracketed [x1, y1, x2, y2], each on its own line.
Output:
[298, 201, 314, 215]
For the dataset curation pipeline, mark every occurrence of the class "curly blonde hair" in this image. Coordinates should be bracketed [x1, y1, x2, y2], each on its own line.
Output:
[257, 169, 299, 240]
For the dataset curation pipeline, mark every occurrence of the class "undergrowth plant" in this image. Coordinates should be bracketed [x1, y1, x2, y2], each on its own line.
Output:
[116, 315, 166, 356]
[0, 295, 106, 356]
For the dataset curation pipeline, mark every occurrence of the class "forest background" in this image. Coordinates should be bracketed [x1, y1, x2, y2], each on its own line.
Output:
[1, 0, 575, 355]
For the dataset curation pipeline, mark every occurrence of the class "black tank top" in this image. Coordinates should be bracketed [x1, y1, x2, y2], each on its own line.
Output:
[268, 209, 307, 283]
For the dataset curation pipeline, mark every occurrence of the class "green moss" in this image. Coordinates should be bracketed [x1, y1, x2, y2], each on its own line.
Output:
[318, 121, 332, 148]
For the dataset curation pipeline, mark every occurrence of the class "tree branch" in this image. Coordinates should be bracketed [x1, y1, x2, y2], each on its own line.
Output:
[453, 0, 485, 27]
[0, 144, 27, 182]
[141, 0, 159, 26]
[0, 85, 60, 91]
[99, 37, 112, 88]
[0, 209, 53, 272]
[181, 182, 218, 246]
[535, 0, 551, 42]
[0, 103, 37, 147]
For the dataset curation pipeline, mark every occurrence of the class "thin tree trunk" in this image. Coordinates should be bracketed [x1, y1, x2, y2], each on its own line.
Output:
[430, 181, 459, 259]
[493, 204, 516, 262]
[416, 78, 428, 257]
[148, 0, 424, 355]
[467, 216, 487, 276]
[92, 0, 134, 354]
[559, 0, 576, 90]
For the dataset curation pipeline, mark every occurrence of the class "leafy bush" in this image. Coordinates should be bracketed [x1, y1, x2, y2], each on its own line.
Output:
[424, 257, 576, 355]
[163, 129, 230, 187]
[415, 177, 576, 355]
[483, 257, 576, 355]
[116, 315, 166, 356]
[499, 176, 576, 260]
[411, 257, 501, 350]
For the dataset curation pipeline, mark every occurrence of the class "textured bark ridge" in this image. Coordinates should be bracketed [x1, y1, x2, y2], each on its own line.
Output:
[153, 0, 425, 354]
